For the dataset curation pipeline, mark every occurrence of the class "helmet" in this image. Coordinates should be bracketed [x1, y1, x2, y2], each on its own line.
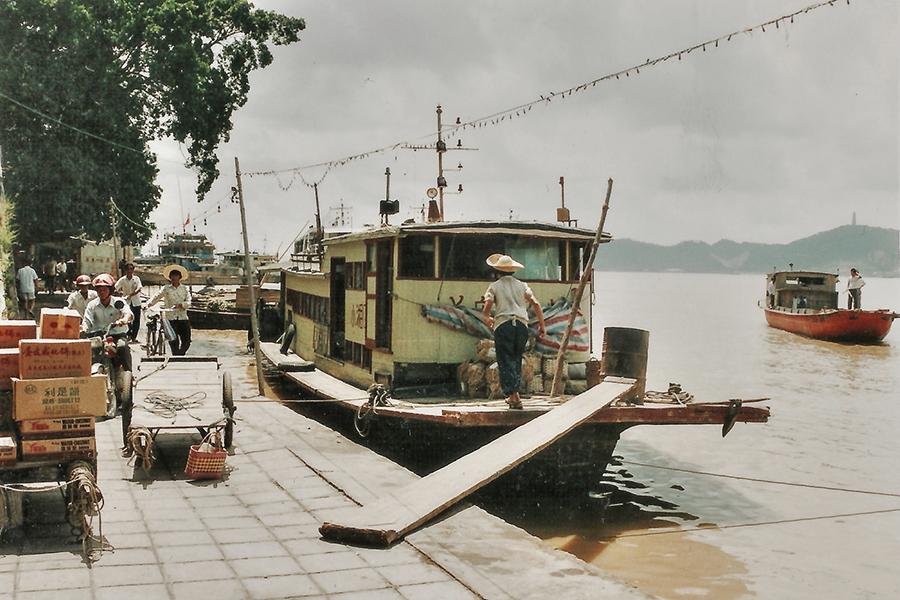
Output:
[75, 274, 92, 286]
[92, 273, 115, 287]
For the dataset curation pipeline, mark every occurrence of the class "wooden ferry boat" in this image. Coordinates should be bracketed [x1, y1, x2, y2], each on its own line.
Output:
[261, 217, 769, 493]
[763, 270, 897, 343]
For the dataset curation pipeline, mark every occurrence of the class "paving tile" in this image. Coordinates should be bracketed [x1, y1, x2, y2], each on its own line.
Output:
[91, 547, 157, 567]
[355, 544, 428, 568]
[162, 558, 236, 582]
[229, 556, 304, 579]
[309, 567, 391, 595]
[150, 528, 215, 547]
[269, 523, 322, 541]
[377, 563, 450, 587]
[156, 543, 224, 563]
[297, 550, 369, 574]
[242, 573, 322, 599]
[282, 537, 346, 557]
[94, 583, 171, 600]
[142, 517, 205, 533]
[397, 580, 481, 600]
[90, 563, 165, 587]
[108, 531, 153, 549]
[333, 588, 407, 600]
[202, 515, 261, 530]
[209, 526, 276, 544]
[220, 540, 290, 560]
[301, 495, 357, 511]
[171, 578, 248, 600]
[14, 588, 94, 600]
[16, 566, 90, 591]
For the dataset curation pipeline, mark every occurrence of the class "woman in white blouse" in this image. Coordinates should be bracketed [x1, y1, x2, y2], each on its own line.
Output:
[148, 264, 192, 355]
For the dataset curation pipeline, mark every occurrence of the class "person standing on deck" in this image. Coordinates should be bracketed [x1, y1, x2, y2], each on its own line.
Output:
[482, 254, 546, 409]
[147, 264, 191, 355]
[846, 268, 865, 310]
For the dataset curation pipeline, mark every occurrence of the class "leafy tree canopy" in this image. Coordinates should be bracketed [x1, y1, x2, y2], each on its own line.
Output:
[0, 0, 304, 247]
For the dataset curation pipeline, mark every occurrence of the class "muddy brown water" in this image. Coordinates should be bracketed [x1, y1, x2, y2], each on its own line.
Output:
[166, 271, 898, 600]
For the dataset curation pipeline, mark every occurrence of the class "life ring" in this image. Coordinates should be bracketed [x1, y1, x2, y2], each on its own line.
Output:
[279, 323, 295, 355]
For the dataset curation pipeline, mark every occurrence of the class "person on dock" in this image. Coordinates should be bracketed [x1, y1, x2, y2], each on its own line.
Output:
[148, 264, 192, 355]
[81, 273, 133, 372]
[846, 268, 865, 310]
[482, 253, 546, 409]
[15, 258, 40, 318]
[115, 263, 143, 342]
[67, 274, 98, 317]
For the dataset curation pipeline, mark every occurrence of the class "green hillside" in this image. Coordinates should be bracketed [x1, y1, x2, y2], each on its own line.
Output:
[595, 225, 899, 277]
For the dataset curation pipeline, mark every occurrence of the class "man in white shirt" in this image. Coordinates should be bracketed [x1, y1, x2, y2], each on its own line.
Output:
[846, 268, 865, 310]
[115, 263, 143, 342]
[81, 273, 133, 371]
[15, 259, 40, 317]
[67, 274, 98, 316]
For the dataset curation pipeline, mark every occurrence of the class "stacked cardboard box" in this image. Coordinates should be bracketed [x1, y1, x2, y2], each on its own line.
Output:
[2, 331, 104, 464]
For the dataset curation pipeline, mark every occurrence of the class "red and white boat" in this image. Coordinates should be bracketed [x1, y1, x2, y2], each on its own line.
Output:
[762, 270, 898, 343]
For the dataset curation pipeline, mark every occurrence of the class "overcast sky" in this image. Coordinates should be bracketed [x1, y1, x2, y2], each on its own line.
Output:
[147, 0, 898, 258]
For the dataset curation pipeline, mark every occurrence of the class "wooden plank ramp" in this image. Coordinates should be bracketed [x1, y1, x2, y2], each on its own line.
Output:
[319, 378, 636, 546]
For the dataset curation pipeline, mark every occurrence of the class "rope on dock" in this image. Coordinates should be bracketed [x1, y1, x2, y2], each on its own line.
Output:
[66, 461, 111, 564]
[141, 391, 208, 423]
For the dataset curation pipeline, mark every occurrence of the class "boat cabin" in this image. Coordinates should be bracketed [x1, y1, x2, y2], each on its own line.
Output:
[768, 271, 838, 311]
[281, 221, 607, 392]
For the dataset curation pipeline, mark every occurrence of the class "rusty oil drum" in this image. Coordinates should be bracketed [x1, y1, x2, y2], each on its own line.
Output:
[599, 327, 649, 403]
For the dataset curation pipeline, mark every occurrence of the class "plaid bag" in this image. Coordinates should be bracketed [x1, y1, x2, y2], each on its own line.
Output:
[184, 431, 226, 479]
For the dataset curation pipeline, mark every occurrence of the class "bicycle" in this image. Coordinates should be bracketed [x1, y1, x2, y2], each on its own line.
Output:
[144, 308, 170, 357]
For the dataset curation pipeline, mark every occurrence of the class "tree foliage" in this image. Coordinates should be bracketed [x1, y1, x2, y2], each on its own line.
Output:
[0, 0, 304, 247]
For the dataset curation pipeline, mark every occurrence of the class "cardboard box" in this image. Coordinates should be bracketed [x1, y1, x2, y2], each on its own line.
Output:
[0, 320, 38, 349]
[39, 308, 82, 340]
[18, 339, 92, 380]
[0, 348, 19, 391]
[18, 416, 95, 440]
[0, 434, 16, 466]
[20, 436, 95, 462]
[12, 375, 107, 420]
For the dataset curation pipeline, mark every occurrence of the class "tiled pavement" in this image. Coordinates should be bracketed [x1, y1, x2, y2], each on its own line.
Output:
[1, 339, 653, 600]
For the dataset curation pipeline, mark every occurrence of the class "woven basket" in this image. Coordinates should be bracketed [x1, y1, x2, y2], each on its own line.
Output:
[184, 431, 226, 479]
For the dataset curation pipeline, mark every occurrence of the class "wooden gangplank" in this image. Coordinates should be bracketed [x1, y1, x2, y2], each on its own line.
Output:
[319, 378, 636, 546]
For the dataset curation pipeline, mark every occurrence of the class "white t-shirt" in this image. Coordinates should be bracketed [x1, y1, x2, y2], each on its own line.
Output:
[484, 275, 535, 329]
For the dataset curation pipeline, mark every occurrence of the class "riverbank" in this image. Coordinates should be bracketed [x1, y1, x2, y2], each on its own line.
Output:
[0, 329, 653, 599]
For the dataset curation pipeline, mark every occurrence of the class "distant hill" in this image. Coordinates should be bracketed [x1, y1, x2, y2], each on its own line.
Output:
[595, 225, 899, 277]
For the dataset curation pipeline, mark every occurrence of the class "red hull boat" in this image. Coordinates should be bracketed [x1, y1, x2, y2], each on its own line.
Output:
[763, 270, 897, 343]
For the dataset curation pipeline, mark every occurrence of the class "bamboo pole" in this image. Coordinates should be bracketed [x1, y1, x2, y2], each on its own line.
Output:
[235, 157, 265, 396]
[550, 178, 613, 397]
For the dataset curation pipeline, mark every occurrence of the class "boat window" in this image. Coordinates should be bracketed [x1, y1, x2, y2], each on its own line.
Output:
[437, 234, 565, 281]
[345, 262, 366, 289]
[399, 235, 436, 278]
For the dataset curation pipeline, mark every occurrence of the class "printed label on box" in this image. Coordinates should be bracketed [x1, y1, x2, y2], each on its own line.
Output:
[0, 348, 19, 391]
[12, 375, 107, 420]
[18, 416, 95, 439]
[20, 436, 95, 461]
[0, 321, 38, 349]
[18, 339, 92, 380]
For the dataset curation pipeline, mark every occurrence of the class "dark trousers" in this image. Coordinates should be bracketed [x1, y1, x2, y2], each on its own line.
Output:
[128, 305, 142, 341]
[494, 320, 529, 396]
[169, 319, 191, 355]
[848, 289, 861, 310]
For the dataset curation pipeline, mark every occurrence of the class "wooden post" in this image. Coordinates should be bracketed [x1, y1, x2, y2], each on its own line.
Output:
[550, 178, 613, 397]
[235, 157, 265, 396]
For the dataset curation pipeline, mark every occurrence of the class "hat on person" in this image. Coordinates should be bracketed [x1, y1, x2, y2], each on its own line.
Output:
[486, 253, 524, 273]
[163, 264, 189, 281]
[75, 274, 92, 286]
[92, 273, 116, 287]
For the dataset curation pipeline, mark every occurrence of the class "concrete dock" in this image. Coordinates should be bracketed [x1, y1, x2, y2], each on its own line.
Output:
[1, 340, 655, 599]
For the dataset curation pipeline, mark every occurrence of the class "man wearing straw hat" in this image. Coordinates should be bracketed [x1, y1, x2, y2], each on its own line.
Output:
[482, 253, 546, 409]
[148, 264, 192, 355]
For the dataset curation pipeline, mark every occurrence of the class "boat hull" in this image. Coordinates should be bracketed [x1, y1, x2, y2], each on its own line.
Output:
[764, 307, 896, 343]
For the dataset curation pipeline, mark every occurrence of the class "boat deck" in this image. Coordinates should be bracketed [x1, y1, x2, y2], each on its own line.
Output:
[260, 343, 770, 429]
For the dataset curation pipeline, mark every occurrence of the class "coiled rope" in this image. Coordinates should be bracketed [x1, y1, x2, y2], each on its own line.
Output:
[354, 384, 393, 438]
[142, 391, 207, 423]
[65, 462, 110, 563]
[126, 426, 155, 473]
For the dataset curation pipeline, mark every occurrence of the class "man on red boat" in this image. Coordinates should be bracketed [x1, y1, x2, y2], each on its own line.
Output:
[846, 268, 865, 310]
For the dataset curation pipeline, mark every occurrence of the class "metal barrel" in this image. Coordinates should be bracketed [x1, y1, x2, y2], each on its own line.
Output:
[599, 327, 649, 403]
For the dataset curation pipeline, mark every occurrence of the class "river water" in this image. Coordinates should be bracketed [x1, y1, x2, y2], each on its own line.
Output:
[229, 271, 898, 599]
[509, 272, 900, 600]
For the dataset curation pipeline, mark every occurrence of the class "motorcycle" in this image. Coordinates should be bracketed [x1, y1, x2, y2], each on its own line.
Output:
[84, 318, 133, 420]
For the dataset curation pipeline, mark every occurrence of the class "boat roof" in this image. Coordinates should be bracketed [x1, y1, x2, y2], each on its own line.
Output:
[322, 220, 608, 246]
[768, 270, 837, 278]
